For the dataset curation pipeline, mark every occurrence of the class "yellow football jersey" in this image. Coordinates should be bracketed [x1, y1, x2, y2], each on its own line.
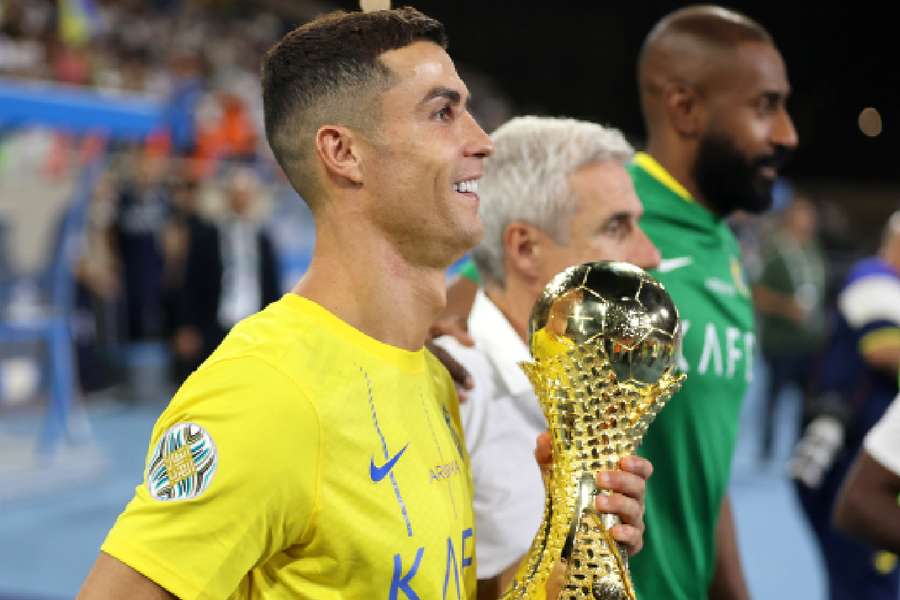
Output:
[102, 294, 477, 599]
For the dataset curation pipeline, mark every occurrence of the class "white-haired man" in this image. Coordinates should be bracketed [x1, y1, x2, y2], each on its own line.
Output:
[435, 116, 660, 597]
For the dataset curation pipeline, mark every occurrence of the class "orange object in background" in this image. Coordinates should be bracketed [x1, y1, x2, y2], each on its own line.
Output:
[192, 92, 257, 179]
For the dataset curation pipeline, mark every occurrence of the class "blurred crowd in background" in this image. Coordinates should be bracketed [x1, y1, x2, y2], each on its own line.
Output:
[0, 0, 871, 403]
[0, 0, 519, 403]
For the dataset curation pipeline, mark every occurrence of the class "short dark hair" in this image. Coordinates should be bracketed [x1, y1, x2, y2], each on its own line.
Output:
[261, 7, 447, 206]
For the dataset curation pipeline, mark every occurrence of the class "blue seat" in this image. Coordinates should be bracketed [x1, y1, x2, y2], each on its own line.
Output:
[0, 156, 105, 456]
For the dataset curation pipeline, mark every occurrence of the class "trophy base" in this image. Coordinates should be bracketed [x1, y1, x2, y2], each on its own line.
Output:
[590, 582, 632, 600]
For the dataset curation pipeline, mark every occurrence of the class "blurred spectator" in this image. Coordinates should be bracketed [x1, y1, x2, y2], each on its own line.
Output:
[110, 154, 170, 341]
[73, 170, 121, 391]
[171, 167, 279, 381]
[159, 173, 199, 340]
[791, 210, 900, 600]
[192, 91, 258, 178]
[0, 1, 51, 76]
[50, 41, 93, 85]
[753, 194, 827, 463]
[162, 50, 206, 153]
[1, 0, 512, 391]
[833, 389, 900, 554]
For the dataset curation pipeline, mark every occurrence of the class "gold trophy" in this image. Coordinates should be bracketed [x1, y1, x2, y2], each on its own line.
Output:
[503, 261, 685, 600]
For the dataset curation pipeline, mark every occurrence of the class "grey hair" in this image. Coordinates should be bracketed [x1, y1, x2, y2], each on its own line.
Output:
[472, 116, 634, 287]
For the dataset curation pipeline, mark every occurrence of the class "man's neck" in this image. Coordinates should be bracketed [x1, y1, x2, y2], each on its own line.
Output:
[484, 279, 535, 345]
[293, 215, 447, 352]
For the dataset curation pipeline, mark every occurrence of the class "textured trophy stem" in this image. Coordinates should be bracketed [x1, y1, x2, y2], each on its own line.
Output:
[502, 343, 684, 600]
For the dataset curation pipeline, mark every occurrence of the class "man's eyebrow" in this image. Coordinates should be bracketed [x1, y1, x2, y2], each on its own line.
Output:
[420, 86, 473, 110]
[760, 88, 790, 102]
[604, 211, 634, 224]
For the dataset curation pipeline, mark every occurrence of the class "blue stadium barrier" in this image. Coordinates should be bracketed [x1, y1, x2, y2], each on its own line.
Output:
[0, 79, 164, 139]
[0, 154, 106, 455]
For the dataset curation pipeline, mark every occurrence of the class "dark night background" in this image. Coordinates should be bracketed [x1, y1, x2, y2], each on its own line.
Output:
[334, 1, 897, 185]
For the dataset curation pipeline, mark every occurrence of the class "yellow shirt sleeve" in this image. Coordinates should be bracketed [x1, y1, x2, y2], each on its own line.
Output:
[102, 356, 321, 600]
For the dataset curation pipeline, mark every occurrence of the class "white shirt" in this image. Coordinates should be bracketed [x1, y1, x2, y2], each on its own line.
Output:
[218, 218, 261, 328]
[864, 391, 900, 477]
[435, 291, 545, 579]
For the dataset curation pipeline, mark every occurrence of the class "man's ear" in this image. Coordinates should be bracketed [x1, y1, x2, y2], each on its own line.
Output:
[664, 83, 705, 138]
[504, 221, 543, 282]
[314, 125, 364, 186]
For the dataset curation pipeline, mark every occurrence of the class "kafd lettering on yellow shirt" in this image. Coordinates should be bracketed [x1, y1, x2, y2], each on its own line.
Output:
[387, 458, 471, 598]
[390, 527, 474, 600]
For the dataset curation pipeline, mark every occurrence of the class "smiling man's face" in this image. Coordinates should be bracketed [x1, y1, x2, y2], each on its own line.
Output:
[357, 41, 494, 268]
[693, 41, 798, 215]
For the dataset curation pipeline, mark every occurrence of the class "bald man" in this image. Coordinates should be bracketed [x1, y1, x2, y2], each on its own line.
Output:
[627, 7, 797, 600]
[439, 6, 797, 599]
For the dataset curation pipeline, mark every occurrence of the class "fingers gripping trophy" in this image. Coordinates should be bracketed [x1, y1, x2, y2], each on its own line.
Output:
[504, 261, 685, 600]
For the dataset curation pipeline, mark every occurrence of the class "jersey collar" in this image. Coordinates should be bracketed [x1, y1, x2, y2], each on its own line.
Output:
[469, 291, 533, 397]
[633, 152, 694, 204]
[282, 293, 427, 373]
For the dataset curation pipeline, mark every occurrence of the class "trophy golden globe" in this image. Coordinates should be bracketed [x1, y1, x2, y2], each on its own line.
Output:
[502, 261, 685, 600]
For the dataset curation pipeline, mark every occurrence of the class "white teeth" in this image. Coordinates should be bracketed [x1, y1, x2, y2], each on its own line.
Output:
[454, 179, 478, 194]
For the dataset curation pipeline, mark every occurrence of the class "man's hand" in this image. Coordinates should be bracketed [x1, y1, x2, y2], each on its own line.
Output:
[534, 432, 652, 556]
[428, 274, 480, 396]
[425, 339, 474, 397]
[172, 327, 202, 360]
[708, 496, 750, 600]
[429, 314, 475, 348]
[427, 315, 475, 396]
[595, 455, 652, 555]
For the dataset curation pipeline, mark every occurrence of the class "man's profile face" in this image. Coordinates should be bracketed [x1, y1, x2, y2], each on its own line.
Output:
[536, 160, 660, 288]
[694, 41, 798, 216]
[358, 41, 493, 268]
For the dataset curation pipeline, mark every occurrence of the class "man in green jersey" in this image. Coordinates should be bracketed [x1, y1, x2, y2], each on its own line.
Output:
[439, 6, 798, 599]
[627, 6, 797, 598]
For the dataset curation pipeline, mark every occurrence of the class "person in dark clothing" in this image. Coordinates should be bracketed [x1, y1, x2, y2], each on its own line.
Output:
[753, 194, 827, 462]
[171, 168, 280, 381]
[791, 211, 900, 600]
[111, 157, 171, 341]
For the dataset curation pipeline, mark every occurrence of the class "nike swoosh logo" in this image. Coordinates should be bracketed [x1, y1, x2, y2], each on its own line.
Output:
[657, 256, 693, 273]
[370, 444, 408, 483]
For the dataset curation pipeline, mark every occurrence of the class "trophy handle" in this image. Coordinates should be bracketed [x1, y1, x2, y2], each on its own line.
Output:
[561, 472, 597, 560]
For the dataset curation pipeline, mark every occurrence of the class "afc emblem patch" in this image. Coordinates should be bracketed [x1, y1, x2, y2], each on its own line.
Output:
[146, 422, 218, 501]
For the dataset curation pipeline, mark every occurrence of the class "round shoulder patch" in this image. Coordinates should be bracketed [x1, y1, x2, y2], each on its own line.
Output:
[146, 422, 218, 501]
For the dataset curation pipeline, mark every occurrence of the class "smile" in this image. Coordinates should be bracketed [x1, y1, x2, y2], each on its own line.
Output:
[453, 179, 479, 194]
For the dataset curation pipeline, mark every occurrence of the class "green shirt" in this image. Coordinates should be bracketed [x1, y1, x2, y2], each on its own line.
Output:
[458, 258, 481, 284]
[754, 231, 826, 357]
[629, 152, 755, 599]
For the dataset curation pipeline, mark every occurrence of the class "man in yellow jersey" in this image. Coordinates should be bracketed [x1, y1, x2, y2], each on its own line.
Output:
[77, 8, 651, 600]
